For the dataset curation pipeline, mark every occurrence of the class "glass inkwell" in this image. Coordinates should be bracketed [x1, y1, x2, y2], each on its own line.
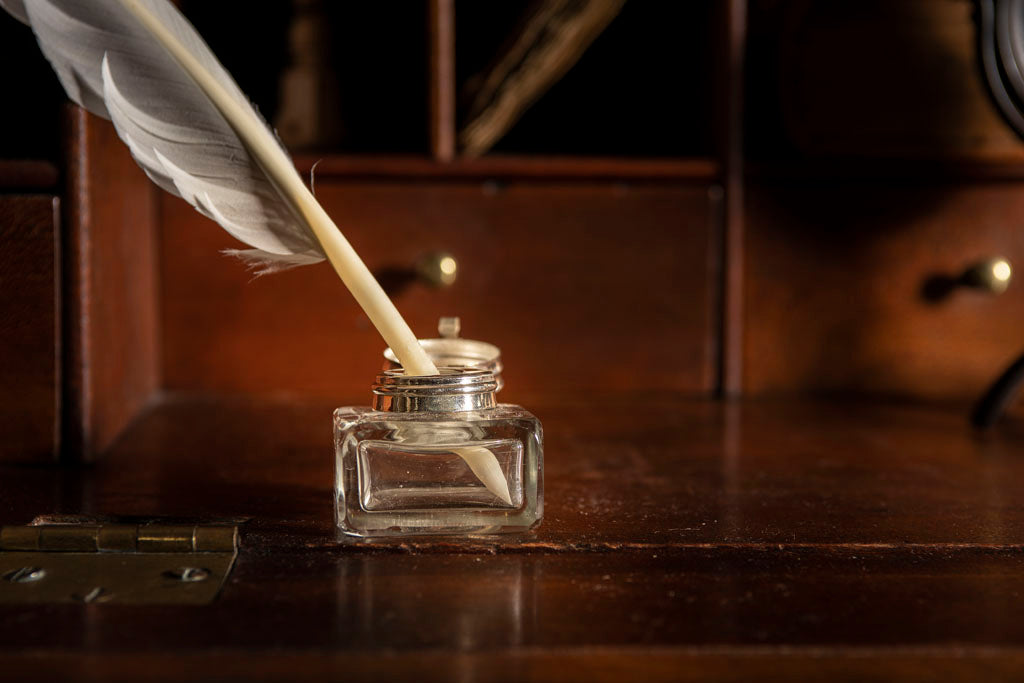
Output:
[334, 319, 543, 537]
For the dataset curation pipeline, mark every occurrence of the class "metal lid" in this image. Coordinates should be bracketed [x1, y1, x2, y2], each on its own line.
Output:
[372, 368, 497, 413]
[384, 338, 502, 367]
[383, 317, 504, 391]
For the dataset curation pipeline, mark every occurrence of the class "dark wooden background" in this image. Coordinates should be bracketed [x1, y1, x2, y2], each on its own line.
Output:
[4, 0, 1024, 680]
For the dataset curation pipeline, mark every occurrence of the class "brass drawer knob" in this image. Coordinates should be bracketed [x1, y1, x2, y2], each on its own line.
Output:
[963, 257, 1012, 294]
[416, 251, 458, 288]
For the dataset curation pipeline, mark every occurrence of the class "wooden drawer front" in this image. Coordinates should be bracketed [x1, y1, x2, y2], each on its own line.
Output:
[160, 181, 716, 398]
[0, 196, 59, 462]
[746, 182, 1024, 399]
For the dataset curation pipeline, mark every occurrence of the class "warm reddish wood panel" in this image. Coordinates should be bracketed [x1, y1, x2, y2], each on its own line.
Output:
[64, 110, 161, 458]
[745, 181, 1024, 399]
[290, 154, 720, 180]
[3, 397, 1024, 678]
[21, 394, 1022, 549]
[428, 0, 455, 161]
[715, 0, 746, 395]
[5, 548, 1024, 665]
[160, 181, 716, 397]
[4, 651, 1024, 683]
[0, 160, 58, 191]
[0, 195, 59, 462]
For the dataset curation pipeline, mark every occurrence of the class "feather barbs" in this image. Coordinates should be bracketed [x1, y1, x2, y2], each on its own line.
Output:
[4, 0, 439, 374]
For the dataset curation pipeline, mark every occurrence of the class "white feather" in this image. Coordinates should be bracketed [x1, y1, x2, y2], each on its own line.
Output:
[11, 0, 322, 271]
[5, 0, 511, 493]
[0, 0, 28, 24]
[4, 0, 439, 376]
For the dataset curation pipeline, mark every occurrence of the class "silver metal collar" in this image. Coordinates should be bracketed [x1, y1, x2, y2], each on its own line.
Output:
[372, 369, 498, 413]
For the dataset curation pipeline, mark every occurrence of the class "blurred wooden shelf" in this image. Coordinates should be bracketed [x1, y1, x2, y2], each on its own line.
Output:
[291, 154, 721, 182]
[0, 159, 59, 190]
[748, 156, 1024, 182]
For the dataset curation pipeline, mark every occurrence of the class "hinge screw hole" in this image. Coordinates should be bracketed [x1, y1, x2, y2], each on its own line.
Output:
[4, 566, 46, 583]
[164, 567, 210, 582]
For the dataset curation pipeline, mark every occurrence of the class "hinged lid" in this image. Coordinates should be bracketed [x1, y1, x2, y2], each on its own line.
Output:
[383, 317, 504, 391]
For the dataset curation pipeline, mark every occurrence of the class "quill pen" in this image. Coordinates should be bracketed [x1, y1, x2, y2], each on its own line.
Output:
[1, 0, 438, 376]
[2, 0, 519, 503]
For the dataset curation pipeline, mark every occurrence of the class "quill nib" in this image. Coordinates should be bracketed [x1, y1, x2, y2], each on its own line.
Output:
[455, 446, 514, 506]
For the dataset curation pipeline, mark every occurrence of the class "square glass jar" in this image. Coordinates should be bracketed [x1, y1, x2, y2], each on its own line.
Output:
[334, 369, 543, 537]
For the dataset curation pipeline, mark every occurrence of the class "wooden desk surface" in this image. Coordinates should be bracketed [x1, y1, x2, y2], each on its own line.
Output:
[3, 394, 1024, 681]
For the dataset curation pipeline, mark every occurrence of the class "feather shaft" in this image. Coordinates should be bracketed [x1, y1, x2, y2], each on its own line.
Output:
[116, 0, 437, 376]
[455, 446, 514, 505]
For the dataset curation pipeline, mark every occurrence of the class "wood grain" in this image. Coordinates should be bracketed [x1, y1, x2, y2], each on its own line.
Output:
[716, 0, 746, 396]
[0, 195, 59, 463]
[745, 181, 1024, 400]
[159, 180, 717, 397]
[0, 161, 59, 191]
[2, 397, 1024, 678]
[3, 650, 1024, 683]
[63, 108, 161, 460]
[35, 394, 1024, 549]
[428, 0, 456, 162]
[291, 153, 720, 181]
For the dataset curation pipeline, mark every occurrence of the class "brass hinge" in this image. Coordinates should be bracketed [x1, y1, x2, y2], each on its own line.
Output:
[0, 523, 238, 605]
